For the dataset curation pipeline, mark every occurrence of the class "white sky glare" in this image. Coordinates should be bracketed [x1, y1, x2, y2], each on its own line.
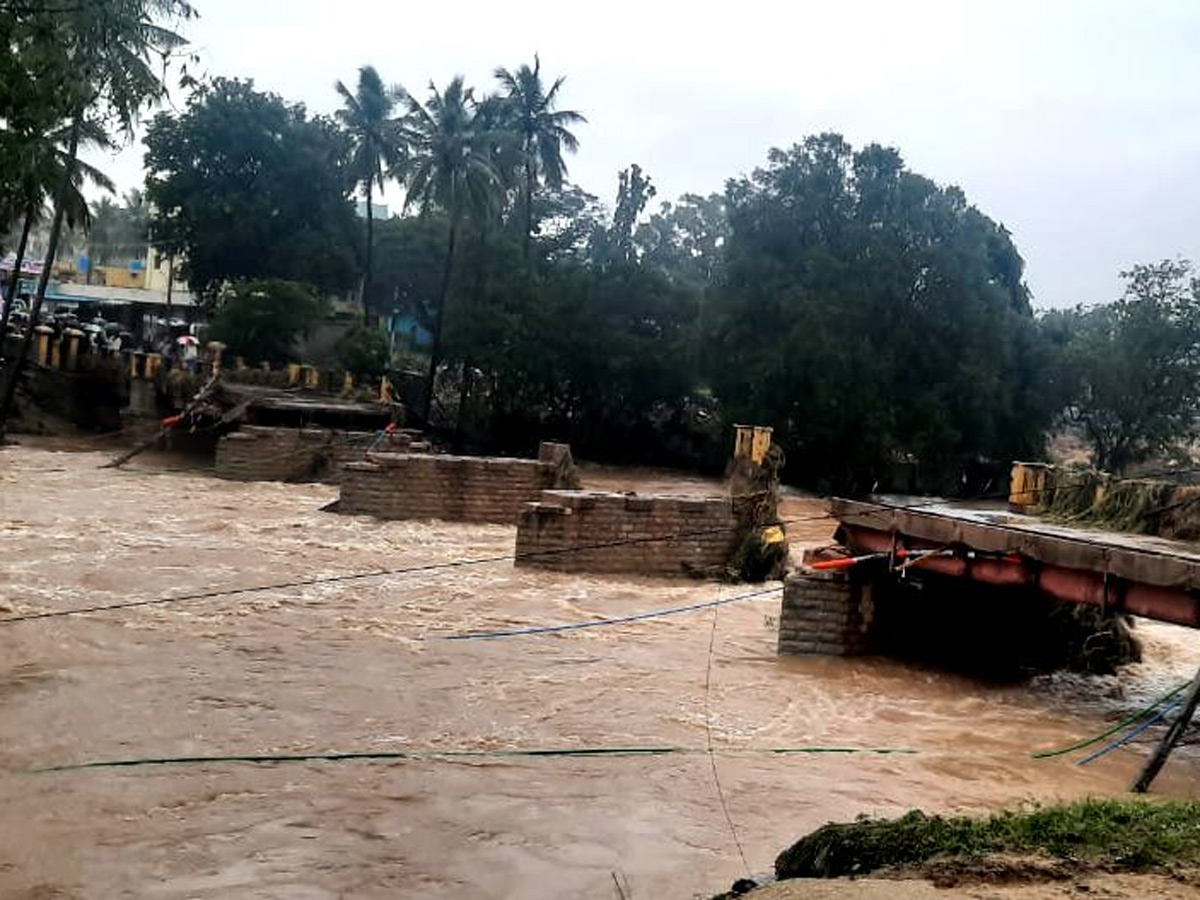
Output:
[87, 0, 1200, 309]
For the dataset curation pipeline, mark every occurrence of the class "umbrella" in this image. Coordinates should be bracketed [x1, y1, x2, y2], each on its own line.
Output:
[176, 334, 198, 346]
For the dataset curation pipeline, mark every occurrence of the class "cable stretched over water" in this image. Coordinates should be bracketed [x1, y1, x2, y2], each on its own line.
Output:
[1077, 694, 1187, 767]
[441, 585, 784, 640]
[1032, 680, 1193, 759]
[703, 593, 750, 877]
[0, 513, 830, 627]
[35, 744, 920, 774]
[15, 455, 1195, 629]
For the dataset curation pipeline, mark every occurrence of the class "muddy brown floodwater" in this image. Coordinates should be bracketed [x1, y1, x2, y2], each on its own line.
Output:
[2, 440, 1200, 899]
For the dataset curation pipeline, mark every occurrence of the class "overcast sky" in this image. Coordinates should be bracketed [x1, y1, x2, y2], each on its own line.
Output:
[85, 0, 1200, 309]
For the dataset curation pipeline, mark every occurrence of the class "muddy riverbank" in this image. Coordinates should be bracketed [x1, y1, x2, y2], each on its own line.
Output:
[2, 439, 1199, 898]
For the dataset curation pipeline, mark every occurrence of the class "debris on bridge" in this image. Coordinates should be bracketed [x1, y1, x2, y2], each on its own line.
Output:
[1011, 461, 1200, 541]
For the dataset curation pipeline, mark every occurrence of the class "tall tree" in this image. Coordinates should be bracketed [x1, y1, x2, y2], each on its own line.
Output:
[634, 193, 729, 290]
[1055, 260, 1200, 473]
[493, 57, 585, 267]
[0, 0, 192, 437]
[531, 182, 606, 265]
[712, 133, 1044, 492]
[145, 78, 362, 305]
[395, 76, 501, 424]
[208, 279, 325, 366]
[86, 187, 147, 270]
[335, 65, 402, 320]
[592, 163, 656, 266]
[2, 119, 112, 323]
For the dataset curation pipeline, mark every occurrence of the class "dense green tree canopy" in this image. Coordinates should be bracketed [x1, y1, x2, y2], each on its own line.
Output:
[208, 279, 325, 365]
[12, 30, 1165, 487]
[370, 214, 449, 329]
[710, 134, 1044, 490]
[532, 183, 607, 265]
[144, 78, 362, 303]
[438, 237, 700, 461]
[88, 189, 149, 266]
[635, 192, 728, 290]
[593, 163, 656, 266]
[1049, 260, 1200, 473]
[334, 322, 391, 378]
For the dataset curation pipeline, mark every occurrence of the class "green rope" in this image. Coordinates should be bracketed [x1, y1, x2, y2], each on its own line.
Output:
[34, 745, 919, 773]
[1032, 680, 1193, 759]
[768, 747, 918, 755]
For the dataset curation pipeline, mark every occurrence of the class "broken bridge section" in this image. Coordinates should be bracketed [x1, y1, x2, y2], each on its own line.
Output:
[830, 497, 1200, 628]
[215, 425, 426, 484]
[515, 491, 746, 578]
[780, 496, 1200, 659]
[336, 442, 578, 524]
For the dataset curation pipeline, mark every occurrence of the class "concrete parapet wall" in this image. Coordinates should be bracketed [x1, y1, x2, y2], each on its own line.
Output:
[515, 490, 742, 577]
[337, 445, 572, 523]
[778, 568, 875, 656]
[215, 425, 416, 483]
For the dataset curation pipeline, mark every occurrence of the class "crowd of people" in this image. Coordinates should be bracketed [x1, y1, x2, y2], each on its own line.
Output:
[1, 295, 200, 370]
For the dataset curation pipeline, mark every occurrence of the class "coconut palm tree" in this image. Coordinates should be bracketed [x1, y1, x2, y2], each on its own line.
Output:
[335, 65, 402, 321]
[394, 76, 502, 424]
[0, 0, 194, 437]
[493, 56, 586, 267]
[1, 119, 113, 338]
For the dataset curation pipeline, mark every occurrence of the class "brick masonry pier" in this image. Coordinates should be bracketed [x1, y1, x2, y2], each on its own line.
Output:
[515, 490, 744, 577]
[337, 442, 577, 524]
[777, 568, 876, 655]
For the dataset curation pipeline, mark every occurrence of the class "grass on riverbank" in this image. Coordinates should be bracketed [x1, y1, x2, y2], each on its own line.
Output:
[775, 798, 1200, 880]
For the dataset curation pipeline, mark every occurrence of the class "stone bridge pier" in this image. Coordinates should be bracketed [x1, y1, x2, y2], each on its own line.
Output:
[777, 568, 878, 656]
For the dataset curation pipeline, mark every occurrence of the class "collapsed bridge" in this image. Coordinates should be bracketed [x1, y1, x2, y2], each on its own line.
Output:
[780, 493, 1200, 661]
[831, 497, 1200, 628]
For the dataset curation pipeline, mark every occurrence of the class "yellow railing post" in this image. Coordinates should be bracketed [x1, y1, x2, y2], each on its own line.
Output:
[64, 329, 83, 371]
[34, 326, 53, 365]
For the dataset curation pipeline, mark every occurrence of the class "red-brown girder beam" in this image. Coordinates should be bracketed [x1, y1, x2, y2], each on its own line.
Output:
[836, 523, 1200, 628]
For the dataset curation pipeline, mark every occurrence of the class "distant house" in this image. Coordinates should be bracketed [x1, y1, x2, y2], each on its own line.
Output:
[386, 313, 432, 352]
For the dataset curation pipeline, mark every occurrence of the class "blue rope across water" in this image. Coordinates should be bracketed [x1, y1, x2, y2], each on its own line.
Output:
[1078, 694, 1187, 767]
[441, 585, 784, 641]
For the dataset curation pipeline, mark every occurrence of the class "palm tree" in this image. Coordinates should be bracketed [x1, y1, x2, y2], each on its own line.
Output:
[1, 119, 113, 337]
[0, 0, 194, 437]
[335, 65, 402, 321]
[493, 56, 586, 267]
[394, 76, 502, 424]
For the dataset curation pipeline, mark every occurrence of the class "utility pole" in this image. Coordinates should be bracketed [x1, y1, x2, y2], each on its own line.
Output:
[1132, 661, 1200, 792]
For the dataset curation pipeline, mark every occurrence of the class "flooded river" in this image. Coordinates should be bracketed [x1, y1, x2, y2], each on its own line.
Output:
[2, 440, 1200, 899]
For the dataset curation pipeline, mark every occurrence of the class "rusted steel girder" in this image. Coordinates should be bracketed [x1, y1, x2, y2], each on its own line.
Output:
[837, 523, 1200, 628]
